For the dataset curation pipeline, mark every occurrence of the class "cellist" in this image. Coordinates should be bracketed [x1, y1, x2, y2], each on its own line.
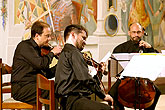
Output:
[108, 22, 161, 110]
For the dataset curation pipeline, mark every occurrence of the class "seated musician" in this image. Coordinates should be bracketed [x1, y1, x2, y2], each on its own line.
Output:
[55, 24, 113, 110]
[11, 21, 62, 109]
[108, 22, 161, 110]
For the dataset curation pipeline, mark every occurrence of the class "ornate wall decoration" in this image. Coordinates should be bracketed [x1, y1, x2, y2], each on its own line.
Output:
[108, 0, 117, 11]
[1, 0, 7, 30]
[104, 13, 119, 37]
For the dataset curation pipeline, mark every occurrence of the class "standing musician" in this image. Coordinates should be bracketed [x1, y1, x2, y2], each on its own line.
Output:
[108, 22, 161, 110]
[11, 21, 62, 109]
[55, 24, 113, 110]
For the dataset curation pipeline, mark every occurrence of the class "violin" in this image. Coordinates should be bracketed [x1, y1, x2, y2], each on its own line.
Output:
[118, 77, 156, 109]
[41, 44, 59, 59]
[41, 45, 52, 56]
[82, 52, 108, 75]
[82, 51, 108, 93]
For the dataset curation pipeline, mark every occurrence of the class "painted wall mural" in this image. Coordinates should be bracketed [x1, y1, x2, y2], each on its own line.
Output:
[120, 0, 164, 52]
[15, 0, 97, 45]
[1, 0, 7, 30]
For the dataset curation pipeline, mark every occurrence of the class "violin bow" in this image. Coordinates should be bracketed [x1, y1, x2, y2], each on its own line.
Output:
[45, 0, 65, 46]
[45, 0, 55, 32]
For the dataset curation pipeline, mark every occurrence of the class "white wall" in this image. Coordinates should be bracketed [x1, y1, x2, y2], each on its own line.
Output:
[7, 0, 24, 66]
[0, 0, 24, 66]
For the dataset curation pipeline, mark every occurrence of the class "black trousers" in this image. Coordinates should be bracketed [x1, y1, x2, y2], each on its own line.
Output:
[12, 83, 58, 110]
[108, 79, 161, 110]
[60, 95, 112, 110]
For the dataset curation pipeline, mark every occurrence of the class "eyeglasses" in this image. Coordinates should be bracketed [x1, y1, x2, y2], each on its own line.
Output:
[130, 31, 142, 34]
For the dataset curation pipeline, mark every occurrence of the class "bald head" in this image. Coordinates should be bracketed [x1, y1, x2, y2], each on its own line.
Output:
[128, 22, 144, 43]
[129, 23, 143, 31]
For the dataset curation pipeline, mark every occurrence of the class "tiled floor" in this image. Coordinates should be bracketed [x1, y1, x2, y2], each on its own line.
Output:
[155, 95, 165, 110]
[125, 95, 165, 110]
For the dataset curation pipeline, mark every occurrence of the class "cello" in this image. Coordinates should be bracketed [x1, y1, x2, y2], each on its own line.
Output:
[118, 77, 156, 109]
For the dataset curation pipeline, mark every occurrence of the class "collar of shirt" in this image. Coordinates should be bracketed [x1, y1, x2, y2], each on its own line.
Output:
[29, 38, 39, 48]
[29, 38, 41, 55]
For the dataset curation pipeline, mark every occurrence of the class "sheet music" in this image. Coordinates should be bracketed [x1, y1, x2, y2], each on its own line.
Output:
[121, 54, 165, 81]
[161, 50, 165, 55]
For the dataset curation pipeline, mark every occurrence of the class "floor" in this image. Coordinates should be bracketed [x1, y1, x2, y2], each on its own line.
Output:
[156, 95, 165, 110]
[155, 95, 165, 110]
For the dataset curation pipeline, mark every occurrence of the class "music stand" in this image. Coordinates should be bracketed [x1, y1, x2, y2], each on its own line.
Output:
[110, 53, 137, 76]
[108, 53, 139, 90]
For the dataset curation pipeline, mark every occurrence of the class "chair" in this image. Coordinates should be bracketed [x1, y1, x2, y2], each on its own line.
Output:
[37, 74, 55, 110]
[0, 58, 36, 109]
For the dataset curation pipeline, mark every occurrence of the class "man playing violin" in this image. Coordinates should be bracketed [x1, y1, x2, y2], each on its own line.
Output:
[11, 21, 62, 109]
[55, 24, 113, 110]
[109, 22, 161, 110]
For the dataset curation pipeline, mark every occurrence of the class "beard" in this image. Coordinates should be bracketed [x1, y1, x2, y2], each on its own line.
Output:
[75, 40, 84, 51]
[131, 36, 141, 43]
